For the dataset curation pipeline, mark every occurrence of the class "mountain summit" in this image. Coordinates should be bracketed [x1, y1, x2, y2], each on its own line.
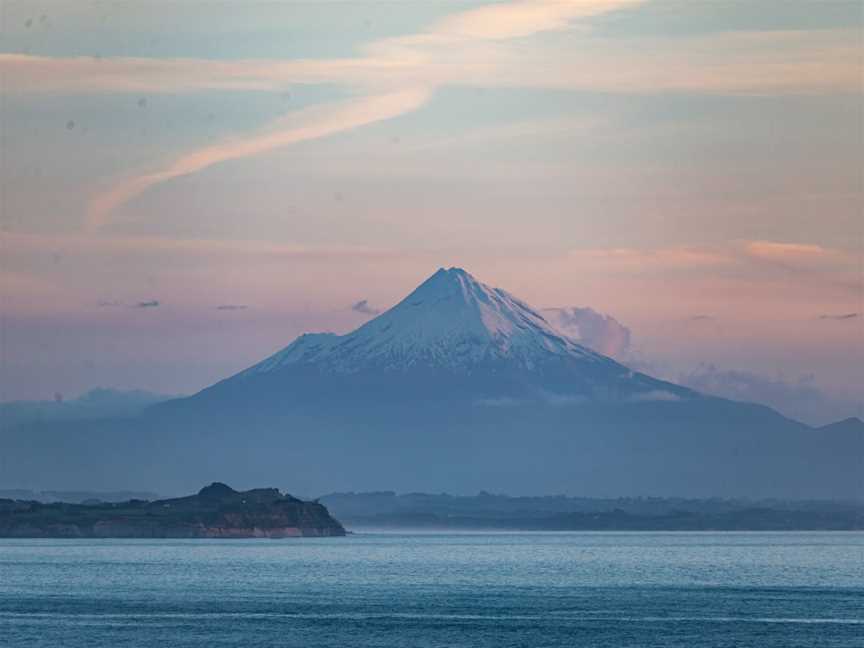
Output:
[243, 267, 603, 375]
[222, 267, 686, 403]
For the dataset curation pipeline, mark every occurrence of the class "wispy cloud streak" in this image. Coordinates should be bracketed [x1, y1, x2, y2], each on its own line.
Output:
[87, 87, 431, 229]
[819, 313, 859, 321]
[77, 0, 643, 227]
[30, 0, 852, 228]
[351, 300, 381, 316]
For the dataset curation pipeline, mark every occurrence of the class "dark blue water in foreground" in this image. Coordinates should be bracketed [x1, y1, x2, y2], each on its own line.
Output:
[1, 532, 862, 647]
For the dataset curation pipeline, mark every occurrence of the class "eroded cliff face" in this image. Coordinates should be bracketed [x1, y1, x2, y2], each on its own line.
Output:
[0, 483, 346, 538]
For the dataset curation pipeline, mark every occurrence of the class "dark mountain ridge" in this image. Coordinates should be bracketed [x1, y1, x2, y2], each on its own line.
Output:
[320, 490, 864, 530]
[335, 507, 864, 532]
[0, 388, 176, 431]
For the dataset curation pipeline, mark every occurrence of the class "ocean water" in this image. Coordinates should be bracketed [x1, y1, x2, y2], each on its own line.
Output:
[0, 532, 862, 647]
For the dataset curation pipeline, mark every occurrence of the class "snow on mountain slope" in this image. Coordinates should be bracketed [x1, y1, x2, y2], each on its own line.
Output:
[242, 267, 614, 377]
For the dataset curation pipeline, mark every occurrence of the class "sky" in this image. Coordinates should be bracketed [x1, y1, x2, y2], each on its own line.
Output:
[1, 0, 862, 425]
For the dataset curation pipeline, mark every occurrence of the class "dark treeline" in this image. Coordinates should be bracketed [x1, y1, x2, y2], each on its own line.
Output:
[319, 491, 864, 531]
[0, 483, 345, 538]
[0, 489, 161, 503]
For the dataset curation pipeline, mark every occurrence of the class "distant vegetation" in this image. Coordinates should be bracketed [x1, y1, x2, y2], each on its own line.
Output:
[320, 491, 864, 531]
[0, 483, 345, 538]
[0, 489, 161, 503]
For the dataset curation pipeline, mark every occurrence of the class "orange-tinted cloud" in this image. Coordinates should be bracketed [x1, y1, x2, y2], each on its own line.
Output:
[428, 0, 643, 40]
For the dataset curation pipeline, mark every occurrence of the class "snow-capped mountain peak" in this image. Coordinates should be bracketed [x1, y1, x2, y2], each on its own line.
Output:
[243, 267, 605, 376]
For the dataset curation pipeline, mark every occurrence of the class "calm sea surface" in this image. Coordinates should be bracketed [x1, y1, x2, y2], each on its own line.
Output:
[1, 532, 862, 647]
